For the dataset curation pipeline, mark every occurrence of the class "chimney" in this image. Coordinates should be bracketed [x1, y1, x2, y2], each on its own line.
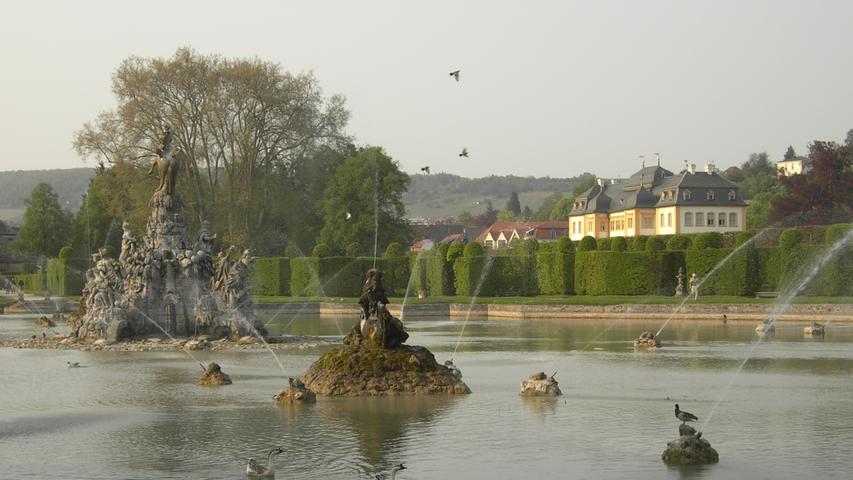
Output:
[687, 164, 696, 174]
[596, 178, 605, 187]
[704, 163, 714, 173]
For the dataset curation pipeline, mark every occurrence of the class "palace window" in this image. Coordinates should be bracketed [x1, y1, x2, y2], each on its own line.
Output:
[628, 218, 633, 229]
[706, 190, 715, 201]
[728, 190, 736, 201]
[551, 229, 558, 239]
[683, 190, 692, 200]
[485, 240, 494, 248]
[667, 212, 672, 227]
[660, 213, 665, 227]
[718, 214, 726, 226]
[600, 222, 606, 232]
[729, 213, 738, 227]
[707, 213, 715, 226]
[684, 212, 693, 226]
[695, 212, 704, 226]
[642, 216, 654, 229]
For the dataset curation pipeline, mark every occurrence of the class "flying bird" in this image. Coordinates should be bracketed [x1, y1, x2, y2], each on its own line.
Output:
[246, 447, 284, 478]
[375, 463, 406, 480]
[675, 404, 698, 424]
[459, 147, 469, 158]
[345, 212, 352, 220]
[449, 70, 460, 82]
[421, 166, 430, 174]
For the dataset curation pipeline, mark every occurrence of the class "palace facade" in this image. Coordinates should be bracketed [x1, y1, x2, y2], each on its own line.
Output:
[568, 164, 746, 241]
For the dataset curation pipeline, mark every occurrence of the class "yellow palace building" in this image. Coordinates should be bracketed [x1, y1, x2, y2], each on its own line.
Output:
[568, 163, 747, 241]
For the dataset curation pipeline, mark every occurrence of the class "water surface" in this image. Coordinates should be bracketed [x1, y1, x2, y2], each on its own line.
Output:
[1, 313, 852, 479]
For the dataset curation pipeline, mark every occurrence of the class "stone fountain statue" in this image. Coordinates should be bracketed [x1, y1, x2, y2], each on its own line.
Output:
[674, 267, 685, 297]
[71, 126, 267, 342]
[300, 269, 469, 396]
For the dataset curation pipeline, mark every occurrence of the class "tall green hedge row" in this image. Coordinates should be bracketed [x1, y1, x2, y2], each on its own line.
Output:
[574, 251, 682, 295]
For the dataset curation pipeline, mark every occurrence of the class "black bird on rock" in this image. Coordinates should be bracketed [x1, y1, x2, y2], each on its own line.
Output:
[449, 70, 460, 82]
[421, 166, 430, 174]
[675, 403, 698, 424]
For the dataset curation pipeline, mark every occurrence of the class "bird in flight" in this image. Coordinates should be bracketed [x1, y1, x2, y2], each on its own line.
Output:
[449, 70, 460, 82]
[459, 147, 469, 158]
[421, 166, 430, 174]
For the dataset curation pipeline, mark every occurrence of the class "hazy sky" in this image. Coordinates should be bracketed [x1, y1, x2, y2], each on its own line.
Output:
[1, 0, 852, 178]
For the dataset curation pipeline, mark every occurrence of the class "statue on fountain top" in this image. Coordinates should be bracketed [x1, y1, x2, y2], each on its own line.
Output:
[346, 269, 408, 349]
[148, 125, 180, 196]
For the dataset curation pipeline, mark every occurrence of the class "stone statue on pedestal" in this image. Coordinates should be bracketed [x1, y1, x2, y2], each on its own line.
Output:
[346, 269, 408, 349]
[675, 267, 685, 297]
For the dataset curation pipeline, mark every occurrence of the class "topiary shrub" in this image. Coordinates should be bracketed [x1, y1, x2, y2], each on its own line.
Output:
[58, 246, 73, 264]
[645, 236, 665, 252]
[596, 238, 612, 251]
[284, 244, 301, 257]
[611, 237, 627, 252]
[578, 236, 597, 252]
[778, 228, 801, 254]
[692, 232, 723, 250]
[556, 236, 574, 254]
[666, 235, 692, 250]
[825, 223, 853, 245]
[446, 243, 464, 263]
[631, 235, 648, 251]
[312, 243, 331, 258]
[345, 242, 361, 257]
[384, 242, 406, 257]
[463, 241, 484, 258]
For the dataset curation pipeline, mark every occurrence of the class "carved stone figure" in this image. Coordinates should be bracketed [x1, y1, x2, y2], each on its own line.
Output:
[689, 273, 699, 300]
[674, 267, 685, 297]
[346, 269, 408, 349]
[148, 126, 179, 195]
[358, 269, 390, 321]
[195, 220, 216, 254]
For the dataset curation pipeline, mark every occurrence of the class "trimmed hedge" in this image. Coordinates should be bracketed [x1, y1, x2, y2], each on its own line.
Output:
[685, 247, 756, 296]
[645, 236, 665, 252]
[574, 251, 683, 295]
[611, 237, 627, 252]
[692, 232, 724, 250]
[46, 259, 84, 296]
[536, 242, 575, 294]
[427, 244, 454, 296]
[578, 236, 597, 252]
[251, 257, 290, 296]
[666, 235, 692, 250]
[9, 273, 45, 293]
[596, 238, 612, 251]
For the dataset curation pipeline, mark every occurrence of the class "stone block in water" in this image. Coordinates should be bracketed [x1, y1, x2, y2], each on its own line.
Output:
[198, 362, 232, 386]
[804, 322, 824, 336]
[634, 331, 661, 349]
[520, 372, 562, 396]
[662, 427, 719, 465]
[273, 378, 316, 403]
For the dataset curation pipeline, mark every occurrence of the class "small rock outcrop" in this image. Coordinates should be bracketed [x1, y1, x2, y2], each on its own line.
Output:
[301, 269, 470, 396]
[197, 362, 232, 386]
[273, 377, 317, 403]
[755, 321, 775, 334]
[36, 316, 57, 328]
[804, 322, 824, 336]
[662, 426, 719, 465]
[634, 331, 661, 349]
[520, 372, 562, 396]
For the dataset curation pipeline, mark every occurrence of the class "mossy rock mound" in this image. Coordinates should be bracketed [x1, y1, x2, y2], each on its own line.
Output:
[662, 432, 719, 465]
[301, 344, 470, 396]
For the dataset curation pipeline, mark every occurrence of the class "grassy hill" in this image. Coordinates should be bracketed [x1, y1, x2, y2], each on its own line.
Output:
[404, 172, 593, 220]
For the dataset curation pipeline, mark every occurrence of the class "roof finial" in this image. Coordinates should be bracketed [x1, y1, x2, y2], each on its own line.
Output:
[640, 154, 645, 169]
[655, 152, 661, 167]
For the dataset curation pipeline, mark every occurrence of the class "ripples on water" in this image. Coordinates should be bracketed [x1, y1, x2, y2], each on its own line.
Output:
[1, 315, 853, 479]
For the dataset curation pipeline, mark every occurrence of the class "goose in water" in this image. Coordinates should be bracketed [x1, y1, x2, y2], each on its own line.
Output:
[67, 361, 83, 368]
[375, 463, 406, 480]
[246, 447, 284, 478]
[674, 404, 698, 424]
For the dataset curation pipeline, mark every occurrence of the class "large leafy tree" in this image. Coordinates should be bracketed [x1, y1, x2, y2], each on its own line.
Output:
[319, 147, 412, 255]
[735, 152, 779, 199]
[770, 141, 853, 225]
[73, 47, 350, 249]
[70, 173, 122, 267]
[15, 183, 71, 258]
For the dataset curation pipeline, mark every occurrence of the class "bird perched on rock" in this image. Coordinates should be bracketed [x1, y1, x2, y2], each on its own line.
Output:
[376, 463, 406, 480]
[449, 70, 460, 82]
[675, 404, 698, 424]
[420, 166, 430, 174]
[459, 147, 469, 158]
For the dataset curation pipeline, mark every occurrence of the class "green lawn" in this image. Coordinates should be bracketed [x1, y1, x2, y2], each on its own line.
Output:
[0, 297, 14, 306]
[254, 295, 853, 305]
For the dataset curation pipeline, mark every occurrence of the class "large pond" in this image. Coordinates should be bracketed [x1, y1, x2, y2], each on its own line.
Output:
[1, 312, 852, 479]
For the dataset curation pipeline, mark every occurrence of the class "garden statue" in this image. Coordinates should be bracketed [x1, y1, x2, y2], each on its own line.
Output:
[148, 125, 179, 196]
[346, 269, 408, 349]
[689, 273, 699, 300]
[674, 267, 685, 297]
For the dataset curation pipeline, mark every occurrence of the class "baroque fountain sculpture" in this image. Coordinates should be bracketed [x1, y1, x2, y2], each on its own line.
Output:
[71, 127, 266, 342]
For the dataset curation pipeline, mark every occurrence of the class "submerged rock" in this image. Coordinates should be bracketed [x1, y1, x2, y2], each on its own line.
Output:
[184, 339, 211, 351]
[804, 322, 824, 336]
[197, 362, 232, 386]
[662, 426, 719, 465]
[36, 316, 56, 328]
[301, 344, 471, 396]
[755, 321, 775, 334]
[520, 372, 562, 396]
[634, 331, 661, 349]
[273, 377, 317, 403]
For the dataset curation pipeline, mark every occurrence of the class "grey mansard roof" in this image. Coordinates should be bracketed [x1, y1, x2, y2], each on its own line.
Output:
[569, 166, 746, 216]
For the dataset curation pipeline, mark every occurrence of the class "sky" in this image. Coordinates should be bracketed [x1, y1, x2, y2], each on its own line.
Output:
[0, 0, 852, 179]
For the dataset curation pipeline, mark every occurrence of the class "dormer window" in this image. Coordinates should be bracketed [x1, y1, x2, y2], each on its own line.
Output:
[683, 190, 692, 200]
[706, 190, 715, 201]
[660, 192, 665, 201]
[728, 190, 736, 201]
[667, 190, 674, 200]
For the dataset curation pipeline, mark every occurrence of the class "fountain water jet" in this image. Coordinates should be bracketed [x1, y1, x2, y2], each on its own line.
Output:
[399, 248, 428, 321]
[702, 228, 853, 429]
[130, 306, 205, 370]
[450, 254, 496, 361]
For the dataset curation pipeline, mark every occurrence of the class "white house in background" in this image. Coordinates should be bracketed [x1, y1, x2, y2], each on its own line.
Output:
[776, 157, 810, 176]
[476, 221, 569, 249]
[568, 163, 747, 241]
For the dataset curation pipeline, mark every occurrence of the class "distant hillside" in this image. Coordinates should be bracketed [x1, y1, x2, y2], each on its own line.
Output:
[404, 172, 594, 220]
[0, 168, 94, 223]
